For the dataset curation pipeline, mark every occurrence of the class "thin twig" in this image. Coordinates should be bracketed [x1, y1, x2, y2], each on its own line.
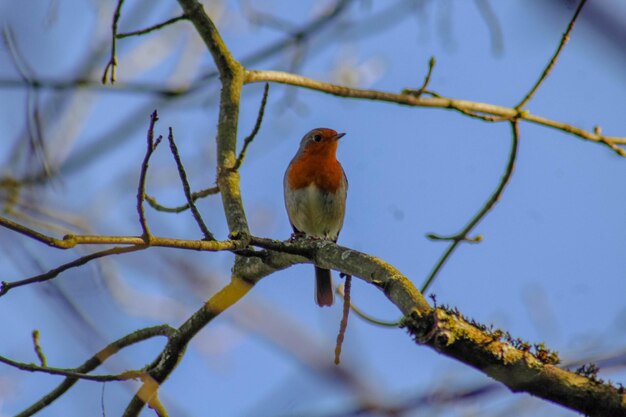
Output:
[426, 232, 483, 243]
[102, 0, 125, 84]
[167, 128, 215, 241]
[137, 110, 162, 242]
[402, 56, 436, 98]
[101, 383, 106, 417]
[421, 119, 520, 293]
[0, 354, 145, 381]
[31, 330, 47, 367]
[336, 284, 401, 327]
[232, 83, 270, 171]
[17, 325, 175, 417]
[421, 56, 436, 94]
[0, 245, 146, 296]
[516, 0, 588, 109]
[117, 14, 188, 39]
[145, 186, 219, 213]
[334, 274, 352, 365]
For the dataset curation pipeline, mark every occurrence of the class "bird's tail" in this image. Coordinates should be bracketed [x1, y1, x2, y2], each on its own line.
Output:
[315, 267, 334, 307]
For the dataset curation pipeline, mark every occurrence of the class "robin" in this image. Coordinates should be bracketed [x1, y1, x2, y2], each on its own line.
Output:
[284, 128, 348, 307]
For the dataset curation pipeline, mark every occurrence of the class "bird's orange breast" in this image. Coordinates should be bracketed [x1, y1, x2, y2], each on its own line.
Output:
[287, 146, 344, 193]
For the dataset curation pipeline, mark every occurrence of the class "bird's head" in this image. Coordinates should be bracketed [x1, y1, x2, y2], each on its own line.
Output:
[297, 128, 346, 156]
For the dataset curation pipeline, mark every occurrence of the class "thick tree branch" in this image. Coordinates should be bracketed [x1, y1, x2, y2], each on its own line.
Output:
[177, 0, 249, 237]
[246, 236, 430, 314]
[403, 309, 626, 417]
[241, 237, 626, 416]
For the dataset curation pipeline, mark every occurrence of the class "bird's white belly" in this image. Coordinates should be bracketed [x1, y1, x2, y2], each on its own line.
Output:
[286, 184, 344, 240]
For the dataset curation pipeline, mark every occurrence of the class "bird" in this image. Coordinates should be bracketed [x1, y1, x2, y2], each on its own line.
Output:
[284, 127, 348, 307]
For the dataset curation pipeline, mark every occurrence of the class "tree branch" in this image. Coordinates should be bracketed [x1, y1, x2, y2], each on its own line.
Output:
[102, 0, 125, 84]
[122, 276, 253, 416]
[232, 83, 270, 171]
[31, 330, 46, 367]
[244, 69, 626, 155]
[166, 127, 215, 240]
[144, 82, 269, 214]
[136, 110, 161, 242]
[0, 0, 353, 97]
[0, 245, 146, 296]
[0, 212, 249, 295]
[421, 119, 520, 292]
[403, 308, 626, 417]
[145, 185, 219, 213]
[242, 236, 626, 416]
[122, 1, 252, 413]
[402, 55, 436, 98]
[5, 1, 623, 415]
[5, 208, 625, 416]
[177, 0, 249, 236]
[0, 216, 240, 250]
[0, 354, 145, 381]
[516, 0, 588, 109]
[337, 283, 401, 327]
[16, 325, 174, 417]
[116, 14, 188, 39]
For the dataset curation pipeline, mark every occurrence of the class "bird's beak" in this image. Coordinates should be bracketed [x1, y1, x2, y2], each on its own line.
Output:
[334, 132, 346, 141]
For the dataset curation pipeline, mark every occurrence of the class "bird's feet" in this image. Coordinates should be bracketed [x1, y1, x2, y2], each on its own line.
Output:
[289, 231, 306, 242]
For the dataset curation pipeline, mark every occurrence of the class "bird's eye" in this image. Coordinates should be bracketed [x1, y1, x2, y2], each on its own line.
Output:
[313, 134, 322, 142]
